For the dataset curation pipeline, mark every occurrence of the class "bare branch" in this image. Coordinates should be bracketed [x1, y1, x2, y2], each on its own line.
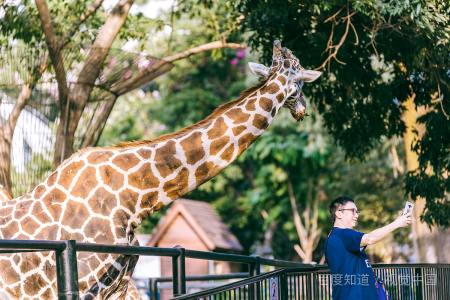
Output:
[287, 174, 308, 248]
[294, 244, 307, 261]
[4, 85, 32, 142]
[113, 41, 245, 96]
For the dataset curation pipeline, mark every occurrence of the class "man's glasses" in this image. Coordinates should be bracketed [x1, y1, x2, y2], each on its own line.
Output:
[339, 208, 360, 216]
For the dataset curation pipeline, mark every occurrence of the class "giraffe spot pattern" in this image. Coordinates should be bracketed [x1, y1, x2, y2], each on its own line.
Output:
[100, 165, 124, 191]
[87, 151, 114, 164]
[277, 76, 286, 85]
[31, 202, 52, 224]
[34, 185, 47, 199]
[276, 92, 285, 103]
[284, 60, 290, 69]
[60, 228, 84, 241]
[23, 273, 46, 296]
[119, 189, 139, 215]
[195, 161, 215, 184]
[0, 207, 13, 225]
[271, 107, 277, 117]
[261, 82, 280, 95]
[207, 117, 228, 139]
[112, 153, 141, 172]
[232, 125, 247, 136]
[19, 253, 41, 273]
[163, 167, 189, 200]
[139, 191, 159, 221]
[2, 221, 18, 239]
[13, 200, 33, 219]
[61, 200, 90, 229]
[210, 136, 230, 156]
[36, 224, 59, 240]
[42, 188, 67, 220]
[225, 109, 251, 124]
[0, 260, 21, 284]
[154, 141, 182, 178]
[85, 218, 114, 244]
[259, 97, 274, 112]
[47, 172, 58, 186]
[21, 216, 39, 235]
[245, 99, 256, 111]
[71, 167, 98, 199]
[220, 144, 235, 162]
[180, 132, 205, 165]
[88, 188, 117, 216]
[137, 148, 152, 159]
[58, 161, 85, 190]
[113, 210, 130, 239]
[238, 133, 258, 157]
[128, 163, 160, 190]
[253, 114, 270, 130]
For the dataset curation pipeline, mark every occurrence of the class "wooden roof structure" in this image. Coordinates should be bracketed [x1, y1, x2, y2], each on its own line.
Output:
[147, 199, 243, 252]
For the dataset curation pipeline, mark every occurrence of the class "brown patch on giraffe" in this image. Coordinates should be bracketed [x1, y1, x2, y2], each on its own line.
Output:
[119, 189, 139, 214]
[138, 191, 159, 220]
[283, 60, 290, 69]
[245, 98, 257, 111]
[271, 107, 277, 117]
[261, 82, 280, 95]
[253, 114, 270, 130]
[89, 188, 117, 216]
[87, 151, 114, 164]
[220, 144, 235, 162]
[60, 228, 84, 241]
[137, 148, 152, 159]
[34, 185, 46, 199]
[41, 288, 53, 300]
[207, 117, 228, 140]
[62, 201, 90, 229]
[154, 141, 182, 178]
[99, 165, 124, 191]
[113, 210, 130, 239]
[180, 132, 205, 165]
[276, 92, 285, 103]
[43, 260, 56, 281]
[36, 224, 59, 240]
[5, 285, 22, 299]
[32, 202, 52, 224]
[232, 125, 246, 136]
[163, 167, 189, 200]
[0, 206, 13, 225]
[71, 167, 98, 199]
[259, 97, 274, 112]
[129, 163, 160, 190]
[225, 108, 251, 124]
[238, 133, 258, 156]
[88, 254, 102, 271]
[58, 161, 85, 190]
[2, 221, 18, 239]
[85, 218, 115, 244]
[47, 171, 58, 187]
[195, 161, 215, 183]
[20, 253, 42, 273]
[24, 273, 46, 296]
[21, 216, 39, 235]
[13, 254, 20, 264]
[277, 76, 287, 85]
[0, 260, 20, 284]
[112, 153, 141, 172]
[284, 70, 289, 76]
[14, 200, 33, 219]
[210, 136, 230, 156]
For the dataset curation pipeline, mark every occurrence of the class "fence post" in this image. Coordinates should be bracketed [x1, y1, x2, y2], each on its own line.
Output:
[415, 267, 423, 300]
[280, 273, 288, 300]
[56, 240, 79, 300]
[172, 245, 186, 297]
[149, 278, 158, 300]
[249, 254, 261, 300]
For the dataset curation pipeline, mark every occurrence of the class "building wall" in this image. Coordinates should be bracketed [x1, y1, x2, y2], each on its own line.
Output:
[158, 214, 209, 300]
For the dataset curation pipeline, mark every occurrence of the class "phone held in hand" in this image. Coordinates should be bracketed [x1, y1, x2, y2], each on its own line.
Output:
[403, 201, 414, 216]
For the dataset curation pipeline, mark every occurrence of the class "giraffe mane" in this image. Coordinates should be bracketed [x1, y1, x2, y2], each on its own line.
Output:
[78, 66, 280, 154]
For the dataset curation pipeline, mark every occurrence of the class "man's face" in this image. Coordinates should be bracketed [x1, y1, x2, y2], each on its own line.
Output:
[337, 202, 359, 229]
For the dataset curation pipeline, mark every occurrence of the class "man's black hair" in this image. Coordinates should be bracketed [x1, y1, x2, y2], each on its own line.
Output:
[329, 196, 355, 224]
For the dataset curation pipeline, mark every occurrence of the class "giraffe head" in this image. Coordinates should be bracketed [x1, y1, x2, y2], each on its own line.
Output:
[248, 41, 321, 120]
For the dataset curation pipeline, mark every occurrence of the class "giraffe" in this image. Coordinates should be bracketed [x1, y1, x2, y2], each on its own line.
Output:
[0, 40, 321, 300]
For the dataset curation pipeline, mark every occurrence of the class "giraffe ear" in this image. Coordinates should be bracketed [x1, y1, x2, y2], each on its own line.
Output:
[293, 70, 322, 83]
[248, 62, 270, 78]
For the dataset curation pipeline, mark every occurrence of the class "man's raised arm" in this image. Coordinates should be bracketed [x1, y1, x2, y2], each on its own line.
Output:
[360, 214, 411, 247]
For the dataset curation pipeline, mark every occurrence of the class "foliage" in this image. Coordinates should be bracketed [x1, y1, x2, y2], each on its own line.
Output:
[233, 0, 450, 227]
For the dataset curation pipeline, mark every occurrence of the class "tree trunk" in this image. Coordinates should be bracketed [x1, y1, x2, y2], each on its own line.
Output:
[402, 94, 438, 263]
[0, 136, 12, 197]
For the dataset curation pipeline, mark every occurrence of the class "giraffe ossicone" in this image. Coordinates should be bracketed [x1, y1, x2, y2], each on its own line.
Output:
[0, 40, 320, 300]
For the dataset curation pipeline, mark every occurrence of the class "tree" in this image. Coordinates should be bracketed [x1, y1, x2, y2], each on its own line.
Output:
[0, 0, 245, 197]
[234, 0, 450, 263]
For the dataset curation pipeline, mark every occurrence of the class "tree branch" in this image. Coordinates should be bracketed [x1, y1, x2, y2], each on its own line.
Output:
[4, 84, 32, 142]
[287, 174, 308, 249]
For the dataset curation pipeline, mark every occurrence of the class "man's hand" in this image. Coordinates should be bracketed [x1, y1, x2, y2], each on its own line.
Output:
[394, 214, 412, 228]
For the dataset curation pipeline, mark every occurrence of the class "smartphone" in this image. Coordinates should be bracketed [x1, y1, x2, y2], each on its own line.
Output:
[403, 201, 414, 216]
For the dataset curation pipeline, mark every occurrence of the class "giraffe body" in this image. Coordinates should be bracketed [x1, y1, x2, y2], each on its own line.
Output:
[0, 41, 320, 299]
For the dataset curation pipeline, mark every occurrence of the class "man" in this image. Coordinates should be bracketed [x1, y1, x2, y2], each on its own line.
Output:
[325, 196, 411, 300]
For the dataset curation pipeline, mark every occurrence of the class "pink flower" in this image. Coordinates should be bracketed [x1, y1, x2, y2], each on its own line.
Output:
[230, 58, 239, 66]
[109, 58, 116, 68]
[236, 50, 246, 59]
[123, 70, 131, 79]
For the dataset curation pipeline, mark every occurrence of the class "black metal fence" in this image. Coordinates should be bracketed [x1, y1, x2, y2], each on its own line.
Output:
[170, 264, 450, 300]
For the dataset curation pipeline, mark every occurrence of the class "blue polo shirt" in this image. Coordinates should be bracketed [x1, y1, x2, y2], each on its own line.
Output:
[325, 227, 378, 300]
